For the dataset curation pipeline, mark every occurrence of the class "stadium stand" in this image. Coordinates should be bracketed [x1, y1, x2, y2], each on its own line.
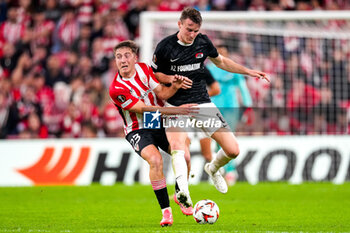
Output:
[0, 0, 349, 139]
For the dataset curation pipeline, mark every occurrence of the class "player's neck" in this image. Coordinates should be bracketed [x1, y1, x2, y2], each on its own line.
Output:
[120, 71, 136, 80]
[177, 39, 193, 46]
[177, 33, 194, 46]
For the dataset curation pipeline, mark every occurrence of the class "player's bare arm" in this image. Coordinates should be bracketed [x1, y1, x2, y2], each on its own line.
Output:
[128, 100, 198, 115]
[155, 73, 193, 87]
[153, 74, 192, 100]
[207, 82, 220, 97]
[209, 54, 270, 82]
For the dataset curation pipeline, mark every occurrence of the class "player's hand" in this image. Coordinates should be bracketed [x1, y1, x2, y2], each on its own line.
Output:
[177, 103, 199, 115]
[248, 70, 270, 82]
[173, 74, 193, 89]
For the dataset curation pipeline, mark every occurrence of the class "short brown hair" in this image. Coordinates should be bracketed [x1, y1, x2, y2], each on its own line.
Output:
[114, 40, 138, 55]
[180, 7, 202, 25]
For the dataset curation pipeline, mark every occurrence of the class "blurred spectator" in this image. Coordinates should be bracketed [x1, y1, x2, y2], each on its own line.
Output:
[158, 0, 184, 11]
[72, 23, 93, 56]
[248, 0, 267, 10]
[76, 56, 93, 82]
[0, 5, 26, 45]
[74, 0, 95, 24]
[313, 87, 338, 133]
[101, 21, 124, 59]
[107, 6, 130, 42]
[286, 78, 321, 133]
[45, 55, 69, 87]
[124, 0, 147, 39]
[0, 90, 18, 138]
[0, 42, 21, 77]
[101, 100, 124, 137]
[61, 101, 82, 138]
[91, 38, 109, 73]
[14, 85, 43, 135]
[0, 1, 7, 23]
[52, 5, 79, 52]
[24, 111, 48, 138]
[45, 0, 62, 23]
[77, 90, 100, 130]
[81, 120, 98, 138]
[329, 47, 349, 103]
[62, 51, 79, 78]
[30, 7, 55, 52]
[295, 0, 313, 10]
[17, 0, 32, 26]
[211, 0, 230, 10]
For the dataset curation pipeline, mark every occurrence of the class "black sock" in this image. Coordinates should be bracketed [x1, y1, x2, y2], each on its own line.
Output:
[154, 187, 170, 209]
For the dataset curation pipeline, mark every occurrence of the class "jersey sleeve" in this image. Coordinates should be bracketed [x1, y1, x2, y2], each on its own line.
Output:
[109, 86, 139, 110]
[151, 42, 168, 74]
[203, 34, 219, 58]
[147, 64, 160, 90]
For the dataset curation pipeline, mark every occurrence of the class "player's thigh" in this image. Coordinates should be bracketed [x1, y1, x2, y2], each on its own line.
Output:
[165, 128, 188, 150]
[140, 144, 164, 168]
[126, 129, 162, 164]
[211, 128, 239, 158]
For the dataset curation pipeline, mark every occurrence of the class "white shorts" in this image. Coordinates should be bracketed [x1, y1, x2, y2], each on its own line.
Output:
[163, 102, 231, 137]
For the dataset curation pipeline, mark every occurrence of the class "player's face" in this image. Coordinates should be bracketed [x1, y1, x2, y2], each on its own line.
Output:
[178, 18, 200, 44]
[114, 47, 137, 78]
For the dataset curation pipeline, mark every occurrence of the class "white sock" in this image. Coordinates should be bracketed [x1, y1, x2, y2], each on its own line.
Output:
[210, 149, 232, 173]
[162, 207, 172, 214]
[171, 150, 189, 193]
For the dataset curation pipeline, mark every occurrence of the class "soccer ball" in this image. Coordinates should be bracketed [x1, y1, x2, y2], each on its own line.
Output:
[193, 199, 219, 224]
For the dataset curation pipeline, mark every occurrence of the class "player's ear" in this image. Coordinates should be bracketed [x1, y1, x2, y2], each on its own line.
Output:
[178, 20, 182, 29]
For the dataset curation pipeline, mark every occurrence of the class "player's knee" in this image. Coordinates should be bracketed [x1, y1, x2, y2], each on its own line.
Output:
[147, 156, 163, 170]
[169, 140, 186, 151]
[202, 152, 212, 162]
[226, 143, 240, 158]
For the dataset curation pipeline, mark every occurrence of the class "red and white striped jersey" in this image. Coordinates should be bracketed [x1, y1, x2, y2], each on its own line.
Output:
[0, 21, 26, 44]
[57, 17, 79, 49]
[109, 62, 164, 135]
[77, 0, 94, 24]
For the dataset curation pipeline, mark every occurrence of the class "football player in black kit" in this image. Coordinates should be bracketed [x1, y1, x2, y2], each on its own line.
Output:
[151, 7, 269, 213]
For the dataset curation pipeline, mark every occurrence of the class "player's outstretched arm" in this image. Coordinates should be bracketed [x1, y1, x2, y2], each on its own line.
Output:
[129, 100, 198, 115]
[153, 74, 192, 100]
[209, 54, 270, 82]
[155, 73, 193, 88]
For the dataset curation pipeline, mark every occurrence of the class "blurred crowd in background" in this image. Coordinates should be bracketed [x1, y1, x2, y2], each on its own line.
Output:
[0, 0, 349, 139]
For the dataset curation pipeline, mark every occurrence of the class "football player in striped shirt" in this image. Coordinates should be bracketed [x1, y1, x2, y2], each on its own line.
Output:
[109, 40, 196, 227]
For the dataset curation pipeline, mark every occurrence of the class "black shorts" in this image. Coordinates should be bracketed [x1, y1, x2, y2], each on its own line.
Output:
[125, 128, 170, 156]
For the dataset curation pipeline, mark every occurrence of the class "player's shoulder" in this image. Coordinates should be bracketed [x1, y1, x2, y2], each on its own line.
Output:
[196, 33, 212, 43]
[156, 33, 177, 49]
[136, 62, 150, 69]
[109, 74, 127, 95]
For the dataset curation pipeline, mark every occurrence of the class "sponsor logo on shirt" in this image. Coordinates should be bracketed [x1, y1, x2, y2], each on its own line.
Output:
[117, 95, 126, 103]
[170, 62, 201, 72]
[195, 53, 203, 59]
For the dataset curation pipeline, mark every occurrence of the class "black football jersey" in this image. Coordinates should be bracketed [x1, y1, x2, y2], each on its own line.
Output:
[152, 32, 219, 106]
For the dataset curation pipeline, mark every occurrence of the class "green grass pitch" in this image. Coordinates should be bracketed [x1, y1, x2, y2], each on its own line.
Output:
[0, 183, 349, 232]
